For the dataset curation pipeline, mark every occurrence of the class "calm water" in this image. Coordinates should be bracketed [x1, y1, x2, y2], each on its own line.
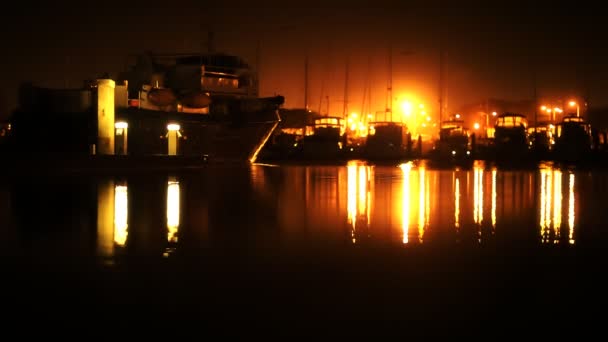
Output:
[2, 161, 608, 334]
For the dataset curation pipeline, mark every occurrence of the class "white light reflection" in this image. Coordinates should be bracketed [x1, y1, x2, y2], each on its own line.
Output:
[568, 173, 575, 244]
[114, 185, 128, 247]
[167, 180, 180, 243]
[400, 163, 412, 244]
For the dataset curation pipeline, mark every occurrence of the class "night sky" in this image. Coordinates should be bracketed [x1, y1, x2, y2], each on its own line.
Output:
[1, 1, 607, 119]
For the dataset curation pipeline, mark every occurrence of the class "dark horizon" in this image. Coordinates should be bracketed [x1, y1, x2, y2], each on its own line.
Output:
[2, 1, 607, 119]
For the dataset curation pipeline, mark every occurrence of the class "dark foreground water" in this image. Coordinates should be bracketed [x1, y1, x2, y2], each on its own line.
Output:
[1, 160, 607, 336]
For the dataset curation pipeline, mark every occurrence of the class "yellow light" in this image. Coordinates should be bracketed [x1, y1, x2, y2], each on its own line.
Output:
[540, 106, 547, 111]
[455, 113, 461, 119]
[474, 122, 480, 130]
[568, 173, 575, 244]
[419, 104, 424, 109]
[553, 107, 561, 113]
[569, 101, 576, 107]
[167, 123, 181, 131]
[402, 101, 412, 116]
[426, 116, 431, 122]
[546, 108, 552, 113]
[350, 112, 358, 117]
[167, 180, 180, 243]
[400, 162, 412, 244]
[421, 111, 426, 115]
[114, 185, 128, 247]
[115, 121, 128, 129]
[492, 111, 497, 116]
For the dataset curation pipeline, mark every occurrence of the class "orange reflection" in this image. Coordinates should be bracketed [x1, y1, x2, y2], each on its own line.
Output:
[568, 173, 575, 244]
[491, 169, 497, 231]
[473, 165, 484, 225]
[400, 162, 412, 244]
[347, 161, 371, 243]
[114, 184, 128, 247]
[454, 176, 460, 230]
[167, 179, 180, 244]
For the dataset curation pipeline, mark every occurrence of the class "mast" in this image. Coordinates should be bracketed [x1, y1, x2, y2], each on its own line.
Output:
[304, 55, 309, 110]
[343, 58, 349, 118]
[387, 44, 393, 121]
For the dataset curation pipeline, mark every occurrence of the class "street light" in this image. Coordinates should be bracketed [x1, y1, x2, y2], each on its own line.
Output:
[569, 100, 580, 117]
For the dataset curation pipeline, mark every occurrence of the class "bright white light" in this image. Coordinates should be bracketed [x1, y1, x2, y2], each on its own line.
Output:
[452, 150, 456, 155]
[167, 123, 181, 131]
[115, 121, 128, 129]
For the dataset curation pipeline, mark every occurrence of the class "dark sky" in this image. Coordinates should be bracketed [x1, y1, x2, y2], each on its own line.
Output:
[1, 1, 607, 119]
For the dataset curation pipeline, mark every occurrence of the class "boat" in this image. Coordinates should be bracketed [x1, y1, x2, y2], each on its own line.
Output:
[295, 116, 346, 162]
[4, 51, 283, 171]
[427, 119, 472, 167]
[553, 115, 593, 162]
[363, 121, 411, 162]
[491, 112, 531, 163]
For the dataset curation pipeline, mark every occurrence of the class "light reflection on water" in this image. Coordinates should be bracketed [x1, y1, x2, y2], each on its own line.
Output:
[3, 161, 607, 259]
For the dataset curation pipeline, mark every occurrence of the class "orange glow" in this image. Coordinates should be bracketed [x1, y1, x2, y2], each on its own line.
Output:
[540, 106, 547, 111]
[400, 162, 412, 244]
[454, 176, 460, 230]
[473, 122, 480, 130]
[568, 173, 575, 244]
[474, 165, 484, 226]
[569, 101, 576, 107]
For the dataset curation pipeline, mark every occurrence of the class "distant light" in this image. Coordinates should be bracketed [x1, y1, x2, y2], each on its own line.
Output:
[167, 123, 181, 131]
[426, 116, 431, 122]
[466, 151, 471, 155]
[492, 111, 497, 116]
[115, 121, 128, 129]
[455, 114, 461, 119]
[452, 150, 456, 155]
[569, 101, 577, 107]
[540, 106, 547, 111]
[474, 122, 480, 130]
[419, 104, 424, 109]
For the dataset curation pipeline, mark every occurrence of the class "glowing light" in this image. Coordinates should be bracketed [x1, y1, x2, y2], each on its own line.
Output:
[455, 113, 461, 119]
[474, 122, 480, 130]
[492, 111, 497, 116]
[402, 101, 413, 116]
[452, 150, 456, 155]
[419, 104, 424, 109]
[347, 163, 357, 239]
[167, 180, 180, 243]
[115, 121, 128, 129]
[569, 101, 577, 107]
[474, 166, 484, 226]
[568, 173, 575, 244]
[426, 116, 431, 122]
[491, 169, 497, 230]
[167, 123, 181, 131]
[455, 177, 460, 230]
[400, 163, 412, 244]
[553, 170, 562, 242]
[540, 106, 547, 111]
[114, 185, 128, 247]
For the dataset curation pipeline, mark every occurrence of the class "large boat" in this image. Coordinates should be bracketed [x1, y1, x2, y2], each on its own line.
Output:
[5, 51, 283, 170]
[363, 121, 411, 162]
[427, 119, 472, 167]
[553, 115, 593, 162]
[492, 112, 530, 162]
